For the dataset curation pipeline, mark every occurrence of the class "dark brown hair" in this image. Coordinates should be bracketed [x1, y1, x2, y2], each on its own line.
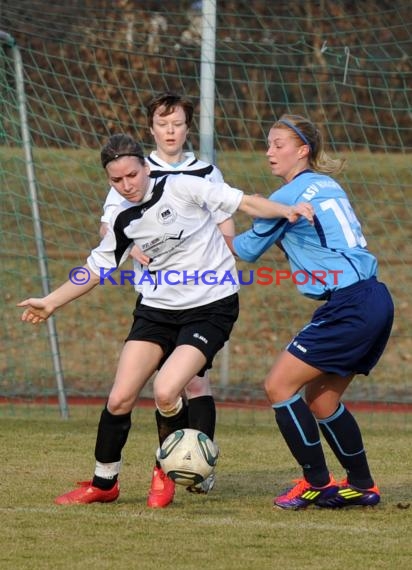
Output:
[146, 92, 194, 128]
[100, 134, 145, 169]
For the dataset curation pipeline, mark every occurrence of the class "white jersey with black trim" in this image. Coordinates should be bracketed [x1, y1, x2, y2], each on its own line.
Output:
[88, 174, 243, 309]
[100, 151, 228, 225]
[146, 151, 223, 182]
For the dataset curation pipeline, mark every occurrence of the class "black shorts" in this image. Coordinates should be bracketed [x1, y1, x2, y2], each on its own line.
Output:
[134, 293, 143, 310]
[125, 293, 239, 376]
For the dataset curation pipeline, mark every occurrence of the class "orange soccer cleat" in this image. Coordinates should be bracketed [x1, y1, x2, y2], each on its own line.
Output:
[273, 475, 338, 510]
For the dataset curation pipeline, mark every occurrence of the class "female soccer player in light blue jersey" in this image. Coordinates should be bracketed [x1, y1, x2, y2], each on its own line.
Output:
[229, 114, 394, 510]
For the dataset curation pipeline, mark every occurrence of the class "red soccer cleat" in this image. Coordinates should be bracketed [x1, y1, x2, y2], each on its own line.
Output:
[147, 466, 175, 508]
[54, 480, 120, 505]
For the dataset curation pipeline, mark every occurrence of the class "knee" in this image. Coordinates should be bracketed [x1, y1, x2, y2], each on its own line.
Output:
[305, 390, 341, 420]
[107, 392, 134, 415]
[154, 385, 180, 412]
[185, 374, 211, 399]
[156, 395, 183, 417]
[306, 403, 321, 420]
[307, 399, 339, 420]
[264, 376, 296, 405]
[264, 376, 282, 404]
[306, 398, 321, 418]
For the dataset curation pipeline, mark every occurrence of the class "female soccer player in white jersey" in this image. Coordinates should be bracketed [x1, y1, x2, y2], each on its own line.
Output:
[228, 114, 394, 510]
[100, 92, 235, 506]
[18, 134, 313, 507]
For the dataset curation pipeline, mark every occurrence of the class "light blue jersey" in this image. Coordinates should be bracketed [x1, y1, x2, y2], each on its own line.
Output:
[233, 170, 377, 299]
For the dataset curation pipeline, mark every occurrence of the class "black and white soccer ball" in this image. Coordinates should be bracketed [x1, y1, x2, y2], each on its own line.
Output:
[156, 428, 219, 486]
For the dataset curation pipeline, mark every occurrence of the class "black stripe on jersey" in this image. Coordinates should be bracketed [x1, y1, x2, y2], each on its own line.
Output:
[112, 176, 167, 266]
[149, 165, 214, 179]
[147, 155, 198, 169]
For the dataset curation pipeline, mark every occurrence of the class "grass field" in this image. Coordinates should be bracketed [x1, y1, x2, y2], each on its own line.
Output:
[1, 405, 411, 570]
[1, 148, 411, 404]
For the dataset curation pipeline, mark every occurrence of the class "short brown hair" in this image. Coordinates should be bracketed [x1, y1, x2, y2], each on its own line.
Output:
[146, 92, 194, 128]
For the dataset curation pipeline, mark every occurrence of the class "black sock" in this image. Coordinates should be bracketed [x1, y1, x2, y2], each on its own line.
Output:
[187, 395, 216, 440]
[92, 474, 118, 490]
[92, 406, 131, 489]
[155, 403, 188, 468]
[273, 395, 329, 487]
[318, 403, 374, 489]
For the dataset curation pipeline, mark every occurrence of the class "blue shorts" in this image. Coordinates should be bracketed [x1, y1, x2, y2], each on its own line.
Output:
[287, 277, 394, 376]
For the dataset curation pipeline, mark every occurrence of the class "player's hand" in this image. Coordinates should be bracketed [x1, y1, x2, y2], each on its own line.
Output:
[287, 202, 315, 225]
[17, 298, 53, 324]
[129, 245, 151, 265]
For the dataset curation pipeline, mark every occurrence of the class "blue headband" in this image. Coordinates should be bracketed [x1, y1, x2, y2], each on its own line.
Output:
[277, 119, 313, 151]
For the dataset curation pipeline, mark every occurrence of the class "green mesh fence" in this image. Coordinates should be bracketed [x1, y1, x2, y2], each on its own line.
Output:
[0, 1, 411, 413]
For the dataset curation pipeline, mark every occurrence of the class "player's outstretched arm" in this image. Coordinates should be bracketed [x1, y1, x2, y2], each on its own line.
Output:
[239, 195, 314, 224]
[17, 264, 100, 325]
[223, 235, 236, 255]
[217, 217, 235, 238]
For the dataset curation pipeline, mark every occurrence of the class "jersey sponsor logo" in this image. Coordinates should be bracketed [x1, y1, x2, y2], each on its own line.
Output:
[141, 230, 184, 255]
[157, 204, 177, 224]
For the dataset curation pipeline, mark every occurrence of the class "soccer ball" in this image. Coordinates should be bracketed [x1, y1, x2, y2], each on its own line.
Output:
[156, 428, 219, 486]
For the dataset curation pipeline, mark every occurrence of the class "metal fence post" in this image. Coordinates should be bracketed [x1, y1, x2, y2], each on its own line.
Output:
[0, 30, 69, 419]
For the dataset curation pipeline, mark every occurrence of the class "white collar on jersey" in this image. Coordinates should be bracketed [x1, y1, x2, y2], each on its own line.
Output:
[148, 150, 196, 170]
